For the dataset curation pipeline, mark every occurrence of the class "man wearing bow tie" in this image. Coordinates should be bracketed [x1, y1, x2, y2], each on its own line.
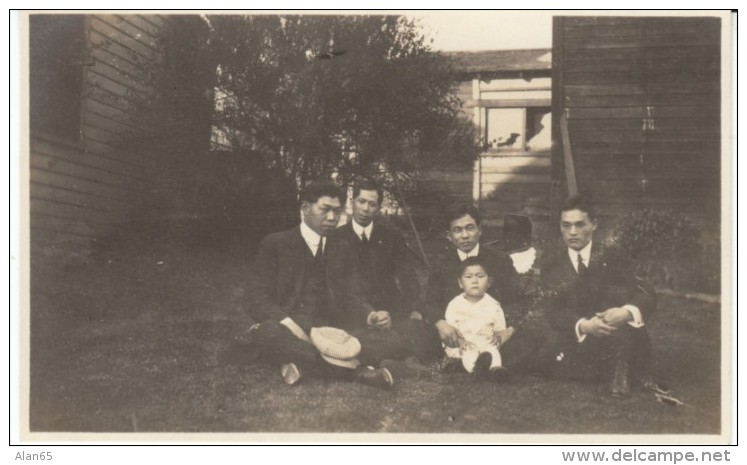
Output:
[333, 180, 442, 364]
[539, 195, 656, 396]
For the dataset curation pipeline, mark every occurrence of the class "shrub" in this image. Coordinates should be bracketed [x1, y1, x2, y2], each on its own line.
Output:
[608, 209, 718, 294]
[610, 209, 700, 259]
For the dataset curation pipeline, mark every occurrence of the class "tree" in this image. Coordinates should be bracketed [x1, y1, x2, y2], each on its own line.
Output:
[207, 14, 480, 192]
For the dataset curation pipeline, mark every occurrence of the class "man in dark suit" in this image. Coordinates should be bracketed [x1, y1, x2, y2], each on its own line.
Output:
[424, 205, 522, 352]
[247, 181, 393, 388]
[539, 195, 656, 396]
[333, 180, 442, 364]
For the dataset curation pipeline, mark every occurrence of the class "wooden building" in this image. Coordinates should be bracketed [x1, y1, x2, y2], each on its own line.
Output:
[551, 16, 722, 225]
[29, 14, 212, 259]
[425, 49, 554, 234]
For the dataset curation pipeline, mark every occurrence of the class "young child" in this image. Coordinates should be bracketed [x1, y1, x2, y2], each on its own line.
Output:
[444, 256, 514, 378]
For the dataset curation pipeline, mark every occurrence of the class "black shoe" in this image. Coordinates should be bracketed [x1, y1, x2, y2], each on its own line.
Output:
[380, 359, 418, 379]
[489, 365, 510, 382]
[472, 352, 493, 378]
[355, 366, 394, 389]
[610, 358, 630, 397]
[440, 357, 464, 374]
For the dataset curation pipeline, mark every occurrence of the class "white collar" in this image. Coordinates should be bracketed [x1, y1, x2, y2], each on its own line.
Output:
[457, 243, 480, 261]
[351, 220, 373, 240]
[567, 241, 593, 272]
[300, 221, 324, 254]
[460, 292, 498, 306]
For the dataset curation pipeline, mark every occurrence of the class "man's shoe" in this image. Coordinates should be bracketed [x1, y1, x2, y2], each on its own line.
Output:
[440, 357, 464, 374]
[489, 366, 510, 382]
[610, 358, 630, 397]
[380, 359, 417, 379]
[280, 363, 302, 385]
[473, 352, 493, 378]
[355, 366, 394, 390]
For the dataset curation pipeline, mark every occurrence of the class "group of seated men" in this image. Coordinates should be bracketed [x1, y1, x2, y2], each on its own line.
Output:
[246, 180, 656, 397]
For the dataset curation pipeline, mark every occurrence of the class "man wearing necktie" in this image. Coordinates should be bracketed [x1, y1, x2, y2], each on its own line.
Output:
[334, 180, 442, 365]
[539, 195, 656, 396]
[247, 181, 394, 388]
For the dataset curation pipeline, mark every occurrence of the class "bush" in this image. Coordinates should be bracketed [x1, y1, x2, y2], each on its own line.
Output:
[609, 209, 718, 294]
[610, 209, 700, 259]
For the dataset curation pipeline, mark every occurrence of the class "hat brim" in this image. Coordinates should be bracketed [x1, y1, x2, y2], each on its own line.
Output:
[320, 353, 360, 369]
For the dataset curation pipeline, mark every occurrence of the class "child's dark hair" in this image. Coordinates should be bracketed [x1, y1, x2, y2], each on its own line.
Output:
[458, 256, 490, 276]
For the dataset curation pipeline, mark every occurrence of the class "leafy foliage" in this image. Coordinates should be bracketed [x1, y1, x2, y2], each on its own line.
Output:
[94, 15, 479, 234]
[207, 15, 480, 189]
[610, 209, 700, 260]
[609, 209, 718, 293]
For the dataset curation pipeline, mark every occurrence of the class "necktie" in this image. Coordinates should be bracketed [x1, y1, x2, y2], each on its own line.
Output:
[315, 239, 324, 261]
[577, 253, 588, 275]
[360, 232, 368, 244]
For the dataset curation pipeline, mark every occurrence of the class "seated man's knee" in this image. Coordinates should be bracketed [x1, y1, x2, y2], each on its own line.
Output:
[252, 319, 294, 342]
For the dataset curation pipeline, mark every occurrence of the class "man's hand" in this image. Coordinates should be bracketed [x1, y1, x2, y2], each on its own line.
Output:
[367, 310, 392, 329]
[578, 316, 617, 338]
[435, 320, 465, 348]
[596, 307, 633, 328]
[492, 327, 515, 346]
[280, 318, 312, 343]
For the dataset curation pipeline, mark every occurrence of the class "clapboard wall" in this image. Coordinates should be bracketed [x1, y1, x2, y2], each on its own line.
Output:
[30, 14, 210, 255]
[551, 16, 721, 221]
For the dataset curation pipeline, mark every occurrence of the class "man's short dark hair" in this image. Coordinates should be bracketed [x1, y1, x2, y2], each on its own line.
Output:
[299, 181, 345, 207]
[458, 256, 490, 276]
[447, 205, 481, 227]
[353, 180, 383, 204]
[560, 194, 596, 220]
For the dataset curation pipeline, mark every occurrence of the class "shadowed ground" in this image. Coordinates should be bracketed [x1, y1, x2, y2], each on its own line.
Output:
[28, 224, 722, 435]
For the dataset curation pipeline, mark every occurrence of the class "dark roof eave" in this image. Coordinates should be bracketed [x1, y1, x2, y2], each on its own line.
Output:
[445, 48, 553, 74]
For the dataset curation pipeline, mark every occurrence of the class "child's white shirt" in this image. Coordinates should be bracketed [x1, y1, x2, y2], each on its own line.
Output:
[445, 293, 506, 347]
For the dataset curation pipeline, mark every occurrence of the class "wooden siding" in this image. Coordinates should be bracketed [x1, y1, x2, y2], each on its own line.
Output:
[552, 16, 721, 221]
[477, 151, 553, 229]
[30, 14, 169, 252]
[452, 67, 554, 231]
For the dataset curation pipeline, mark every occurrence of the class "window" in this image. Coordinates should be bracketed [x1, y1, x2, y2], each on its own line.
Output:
[485, 107, 551, 152]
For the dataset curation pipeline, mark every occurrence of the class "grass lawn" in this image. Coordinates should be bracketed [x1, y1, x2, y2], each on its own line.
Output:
[28, 224, 723, 436]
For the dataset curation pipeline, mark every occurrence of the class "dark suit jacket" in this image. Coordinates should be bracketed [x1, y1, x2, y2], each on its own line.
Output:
[333, 221, 422, 319]
[424, 244, 521, 324]
[539, 243, 656, 346]
[247, 226, 374, 332]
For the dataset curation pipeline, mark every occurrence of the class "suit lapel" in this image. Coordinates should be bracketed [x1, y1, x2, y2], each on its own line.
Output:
[342, 222, 357, 244]
[563, 251, 577, 277]
[368, 222, 384, 271]
[291, 227, 309, 296]
[588, 243, 606, 270]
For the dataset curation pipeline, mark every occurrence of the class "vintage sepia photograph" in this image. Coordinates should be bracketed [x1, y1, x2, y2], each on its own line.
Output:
[18, 10, 732, 442]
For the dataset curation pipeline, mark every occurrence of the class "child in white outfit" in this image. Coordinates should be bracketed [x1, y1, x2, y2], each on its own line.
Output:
[444, 256, 514, 376]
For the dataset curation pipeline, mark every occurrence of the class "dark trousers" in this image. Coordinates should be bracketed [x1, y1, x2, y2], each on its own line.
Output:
[500, 317, 554, 372]
[536, 324, 651, 382]
[251, 320, 355, 380]
[352, 318, 443, 366]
